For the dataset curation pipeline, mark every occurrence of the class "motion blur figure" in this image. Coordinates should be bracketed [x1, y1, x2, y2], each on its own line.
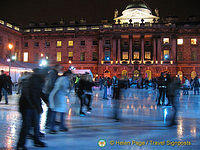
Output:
[112, 78, 122, 121]
[48, 70, 72, 134]
[167, 76, 181, 126]
[17, 68, 47, 150]
[0, 70, 10, 104]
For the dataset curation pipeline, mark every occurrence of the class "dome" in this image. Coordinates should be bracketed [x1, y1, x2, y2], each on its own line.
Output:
[126, 0, 150, 10]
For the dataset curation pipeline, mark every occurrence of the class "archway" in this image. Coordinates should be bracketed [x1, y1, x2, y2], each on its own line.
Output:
[104, 70, 111, 78]
[191, 71, 197, 80]
[145, 70, 152, 81]
[177, 71, 183, 82]
[122, 70, 128, 79]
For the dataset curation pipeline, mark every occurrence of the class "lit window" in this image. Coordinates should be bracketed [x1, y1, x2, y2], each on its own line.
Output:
[68, 41, 73, 46]
[0, 20, 4, 25]
[44, 28, 52, 31]
[177, 39, 183, 45]
[145, 52, 151, 60]
[68, 52, 73, 57]
[6, 23, 12, 28]
[24, 29, 30, 32]
[33, 29, 41, 32]
[23, 52, 28, 62]
[133, 52, 140, 59]
[79, 27, 87, 30]
[122, 52, 129, 60]
[191, 39, 197, 45]
[164, 50, 170, 60]
[163, 38, 170, 44]
[57, 52, 61, 62]
[57, 41, 62, 47]
[67, 27, 75, 31]
[14, 26, 20, 31]
[105, 50, 110, 61]
[91, 26, 99, 30]
[56, 28, 63, 31]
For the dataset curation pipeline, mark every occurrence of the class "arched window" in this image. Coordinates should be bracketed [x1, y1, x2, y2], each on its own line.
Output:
[191, 71, 197, 80]
[145, 70, 152, 80]
[177, 71, 183, 82]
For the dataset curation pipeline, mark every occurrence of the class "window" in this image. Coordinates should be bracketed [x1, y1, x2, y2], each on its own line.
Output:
[0, 20, 4, 25]
[105, 40, 110, 45]
[177, 39, 183, 45]
[34, 53, 39, 61]
[145, 52, 151, 60]
[92, 52, 97, 61]
[191, 39, 197, 45]
[163, 50, 170, 60]
[80, 52, 85, 61]
[122, 52, 129, 60]
[68, 52, 73, 57]
[134, 40, 140, 46]
[68, 41, 73, 46]
[80, 41, 85, 46]
[145, 41, 150, 46]
[163, 38, 170, 44]
[34, 42, 39, 47]
[92, 41, 98, 45]
[23, 52, 28, 62]
[7, 23, 12, 28]
[133, 52, 140, 59]
[57, 41, 62, 47]
[191, 51, 197, 61]
[57, 52, 62, 62]
[24, 42, 28, 47]
[105, 50, 110, 61]
[177, 52, 183, 61]
[45, 42, 50, 47]
[124, 42, 128, 46]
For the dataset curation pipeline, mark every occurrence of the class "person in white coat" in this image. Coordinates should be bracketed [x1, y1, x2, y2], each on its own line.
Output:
[49, 70, 72, 134]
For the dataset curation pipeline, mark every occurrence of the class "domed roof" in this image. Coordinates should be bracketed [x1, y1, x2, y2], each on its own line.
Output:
[126, 0, 150, 10]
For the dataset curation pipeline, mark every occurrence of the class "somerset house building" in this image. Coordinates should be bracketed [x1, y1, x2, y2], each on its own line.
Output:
[0, 0, 200, 81]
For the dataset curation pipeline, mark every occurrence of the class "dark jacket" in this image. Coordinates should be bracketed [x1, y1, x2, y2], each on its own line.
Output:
[0, 74, 9, 90]
[19, 73, 46, 114]
[43, 69, 59, 95]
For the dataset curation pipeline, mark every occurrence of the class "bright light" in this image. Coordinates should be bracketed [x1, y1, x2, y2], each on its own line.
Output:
[69, 66, 76, 70]
[164, 55, 169, 60]
[8, 44, 13, 50]
[7, 58, 11, 62]
[69, 60, 72, 64]
[11, 56, 16, 60]
[46, 56, 48, 59]
[177, 39, 183, 45]
[41, 53, 44, 57]
[39, 59, 48, 67]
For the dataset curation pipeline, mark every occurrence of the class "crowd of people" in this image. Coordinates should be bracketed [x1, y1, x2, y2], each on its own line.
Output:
[0, 65, 200, 149]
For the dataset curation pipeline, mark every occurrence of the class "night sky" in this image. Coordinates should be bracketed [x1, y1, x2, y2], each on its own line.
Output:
[0, 0, 199, 26]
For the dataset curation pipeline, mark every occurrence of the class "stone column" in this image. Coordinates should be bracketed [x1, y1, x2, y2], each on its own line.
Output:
[118, 38, 121, 62]
[141, 36, 144, 63]
[171, 38, 176, 62]
[157, 38, 161, 63]
[129, 35, 133, 62]
[112, 39, 117, 64]
[99, 38, 103, 64]
[153, 38, 157, 63]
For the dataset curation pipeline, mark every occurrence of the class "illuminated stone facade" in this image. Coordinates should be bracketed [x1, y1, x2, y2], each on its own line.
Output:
[0, 1, 200, 80]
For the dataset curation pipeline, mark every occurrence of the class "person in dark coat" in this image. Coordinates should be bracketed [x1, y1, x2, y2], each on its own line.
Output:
[167, 76, 181, 126]
[0, 70, 9, 104]
[157, 72, 168, 106]
[17, 68, 47, 149]
[43, 64, 63, 128]
[193, 76, 200, 95]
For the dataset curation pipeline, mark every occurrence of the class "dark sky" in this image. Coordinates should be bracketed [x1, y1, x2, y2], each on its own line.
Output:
[0, 0, 199, 26]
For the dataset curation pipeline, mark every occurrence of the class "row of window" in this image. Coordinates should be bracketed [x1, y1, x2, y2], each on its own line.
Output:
[163, 38, 198, 45]
[24, 40, 98, 47]
[23, 52, 98, 62]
